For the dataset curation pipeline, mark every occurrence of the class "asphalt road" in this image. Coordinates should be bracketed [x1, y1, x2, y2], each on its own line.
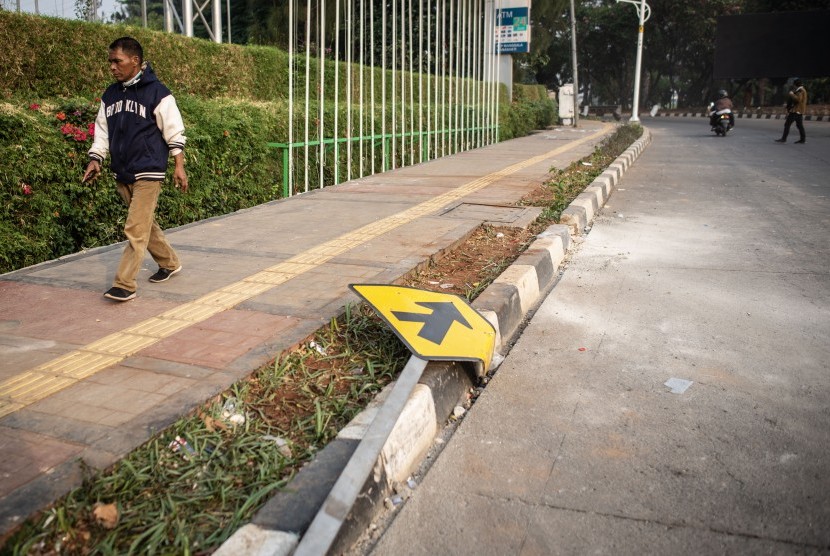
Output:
[369, 117, 830, 555]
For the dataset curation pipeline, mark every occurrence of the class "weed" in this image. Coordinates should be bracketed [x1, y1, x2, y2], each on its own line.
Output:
[525, 124, 643, 225]
[4, 305, 407, 555]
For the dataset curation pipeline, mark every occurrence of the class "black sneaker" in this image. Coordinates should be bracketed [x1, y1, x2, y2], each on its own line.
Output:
[775, 138, 786, 143]
[149, 265, 182, 283]
[795, 139, 806, 144]
[104, 287, 136, 301]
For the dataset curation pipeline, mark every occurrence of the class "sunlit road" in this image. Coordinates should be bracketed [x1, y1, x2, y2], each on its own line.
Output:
[371, 116, 830, 554]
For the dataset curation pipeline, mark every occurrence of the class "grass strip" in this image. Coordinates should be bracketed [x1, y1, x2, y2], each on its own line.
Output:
[527, 123, 643, 226]
[4, 305, 408, 555]
[408, 123, 644, 301]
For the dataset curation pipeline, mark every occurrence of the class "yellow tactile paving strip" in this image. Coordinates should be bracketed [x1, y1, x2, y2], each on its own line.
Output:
[0, 125, 609, 418]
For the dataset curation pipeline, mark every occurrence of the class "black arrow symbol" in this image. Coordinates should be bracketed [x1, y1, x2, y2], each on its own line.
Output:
[392, 301, 473, 345]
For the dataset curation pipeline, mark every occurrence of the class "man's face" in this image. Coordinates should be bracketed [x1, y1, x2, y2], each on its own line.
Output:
[108, 48, 141, 82]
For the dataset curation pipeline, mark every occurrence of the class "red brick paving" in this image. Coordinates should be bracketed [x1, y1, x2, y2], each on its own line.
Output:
[139, 310, 302, 369]
[0, 427, 83, 498]
[0, 282, 176, 345]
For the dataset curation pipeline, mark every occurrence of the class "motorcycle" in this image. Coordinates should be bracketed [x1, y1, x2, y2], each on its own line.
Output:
[708, 103, 734, 136]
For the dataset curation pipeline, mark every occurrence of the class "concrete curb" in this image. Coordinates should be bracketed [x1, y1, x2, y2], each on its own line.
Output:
[649, 112, 830, 122]
[215, 127, 653, 555]
[559, 128, 651, 235]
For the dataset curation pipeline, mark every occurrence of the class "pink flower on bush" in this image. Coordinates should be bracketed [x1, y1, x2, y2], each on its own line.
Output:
[55, 101, 96, 143]
[29, 103, 40, 111]
[21, 183, 33, 195]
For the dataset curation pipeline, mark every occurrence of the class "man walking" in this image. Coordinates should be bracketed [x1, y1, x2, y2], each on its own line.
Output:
[776, 78, 807, 144]
[83, 37, 188, 302]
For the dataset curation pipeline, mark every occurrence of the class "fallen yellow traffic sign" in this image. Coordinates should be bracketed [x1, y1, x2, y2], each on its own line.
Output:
[350, 284, 496, 374]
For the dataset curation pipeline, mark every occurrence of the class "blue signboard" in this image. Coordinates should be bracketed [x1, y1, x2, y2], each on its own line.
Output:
[495, 3, 531, 54]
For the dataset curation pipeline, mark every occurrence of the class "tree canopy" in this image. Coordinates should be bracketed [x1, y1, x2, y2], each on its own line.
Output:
[514, 0, 829, 108]
[107, 0, 830, 107]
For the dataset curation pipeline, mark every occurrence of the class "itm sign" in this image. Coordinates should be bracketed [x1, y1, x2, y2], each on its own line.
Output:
[495, 0, 531, 54]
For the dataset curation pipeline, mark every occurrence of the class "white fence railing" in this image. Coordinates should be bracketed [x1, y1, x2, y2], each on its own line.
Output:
[273, 0, 504, 198]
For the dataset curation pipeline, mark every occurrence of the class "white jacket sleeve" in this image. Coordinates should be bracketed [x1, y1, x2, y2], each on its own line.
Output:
[154, 95, 186, 156]
[87, 101, 109, 162]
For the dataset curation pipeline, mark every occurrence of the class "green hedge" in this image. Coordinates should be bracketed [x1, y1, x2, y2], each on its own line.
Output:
[0, 12, 556, 274]
[503, 84, 557, 139]
[1, 11, 488, 104]
[0, 11, 275, 100]
[0, 97, 287, 273]
[513, 84, 550, 103]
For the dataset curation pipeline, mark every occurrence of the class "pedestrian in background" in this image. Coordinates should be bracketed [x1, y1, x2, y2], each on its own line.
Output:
[776, 78, 807, 144]
[83, 36, 188, 302]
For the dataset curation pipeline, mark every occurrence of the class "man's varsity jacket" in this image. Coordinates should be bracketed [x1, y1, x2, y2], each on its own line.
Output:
[88, 63, 186, 185]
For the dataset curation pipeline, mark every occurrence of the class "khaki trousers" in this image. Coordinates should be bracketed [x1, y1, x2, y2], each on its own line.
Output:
[113, 180, 180, 292]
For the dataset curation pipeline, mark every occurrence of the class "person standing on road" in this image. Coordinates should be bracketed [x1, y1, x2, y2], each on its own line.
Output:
[83, 36, 188, 302]
[776, 78, 807, 144]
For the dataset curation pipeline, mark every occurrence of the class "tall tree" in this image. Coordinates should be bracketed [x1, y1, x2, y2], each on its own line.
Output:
[511, 0, 569, 86]
[642, 0, 742, 108]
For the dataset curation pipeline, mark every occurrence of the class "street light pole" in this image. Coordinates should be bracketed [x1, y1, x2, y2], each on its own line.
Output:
[570, 0, 579, 127]
[617, 0, 651, 123]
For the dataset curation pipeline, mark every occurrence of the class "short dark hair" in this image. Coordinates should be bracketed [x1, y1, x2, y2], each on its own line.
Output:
[109, 37, 143, 63]
[793, 78, 803, 86]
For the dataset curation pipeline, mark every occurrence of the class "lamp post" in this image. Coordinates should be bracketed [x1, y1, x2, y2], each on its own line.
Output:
[616, 0, 651, 122]
[570, 0, 579, 127]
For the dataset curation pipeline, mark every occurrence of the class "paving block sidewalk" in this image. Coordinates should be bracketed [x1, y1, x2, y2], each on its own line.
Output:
[0, 122, 612, 535]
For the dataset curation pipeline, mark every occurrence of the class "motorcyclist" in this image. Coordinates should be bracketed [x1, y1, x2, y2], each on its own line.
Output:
[709, 89, 734, 131]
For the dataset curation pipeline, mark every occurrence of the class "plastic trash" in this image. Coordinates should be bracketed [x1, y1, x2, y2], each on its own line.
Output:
[221, 397, 239, 419]
[262, 435, 293, 458]
[309, 340, 327, 355]
[665, 378, 693, 394]
[169, 435, 195, 457]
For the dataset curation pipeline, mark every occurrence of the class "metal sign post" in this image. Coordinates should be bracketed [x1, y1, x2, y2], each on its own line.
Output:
[294, 354, 429, 556]
[294, 283, 497, 554]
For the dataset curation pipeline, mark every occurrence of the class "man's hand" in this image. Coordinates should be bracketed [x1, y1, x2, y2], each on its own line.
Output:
[83, 160, 101, 183]
[173, 152, 188, 193]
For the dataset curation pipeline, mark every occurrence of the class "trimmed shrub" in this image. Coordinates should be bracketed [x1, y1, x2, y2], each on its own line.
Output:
[0, 98, 284, 273]
[500, 85, 557, 140]
[0, 12, 274, 100]
[0, 12, 557, 274]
